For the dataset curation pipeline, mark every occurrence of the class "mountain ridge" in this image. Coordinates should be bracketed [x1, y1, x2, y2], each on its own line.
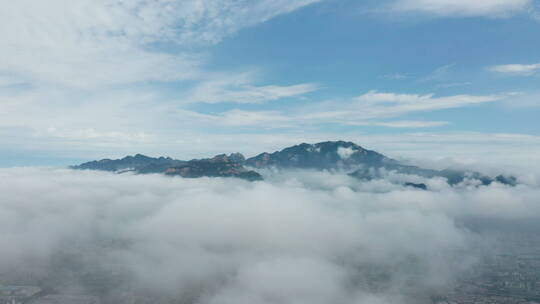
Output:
[71, 141, 517, 187]
[244, 141, 392, 170]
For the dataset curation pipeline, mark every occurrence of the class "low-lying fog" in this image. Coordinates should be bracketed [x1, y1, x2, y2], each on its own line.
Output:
[0, 166, 539, 304]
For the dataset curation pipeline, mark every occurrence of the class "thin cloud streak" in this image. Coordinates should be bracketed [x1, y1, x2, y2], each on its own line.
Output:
[193, 91, 502, 128]
[185, 74, 321, 104]
[390, 0, 532, 17]
[489, 63, 540, 76]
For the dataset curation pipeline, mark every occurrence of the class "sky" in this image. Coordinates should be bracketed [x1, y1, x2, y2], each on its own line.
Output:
[1, 0, 540, 166]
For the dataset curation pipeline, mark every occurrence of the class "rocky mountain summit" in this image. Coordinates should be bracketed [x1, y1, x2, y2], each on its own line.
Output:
[72, 141, 516, 187]
[245, 141, 388, 170]
[163, 154, 262, 181]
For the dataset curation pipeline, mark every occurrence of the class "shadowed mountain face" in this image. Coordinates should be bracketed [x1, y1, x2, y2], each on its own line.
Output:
[164, 154, 262, 181]
[244, 141, 516, 187]
[72, 154, 185, 174]
[72, 141, 516, 187]
[71, 153, 262, 181]
[245, 141, 390, 170]
[347, 164, 506, 187]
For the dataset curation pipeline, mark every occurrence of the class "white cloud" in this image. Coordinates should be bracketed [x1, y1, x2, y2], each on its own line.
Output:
[341, 120, 450, 128]
[0, 81, 515, 162]
[420, 63, 456, 82]
[0, 0, 327, 159]
[337, 146, 355, 159]
[185, 74, 320, 104]
[217, 110, 293, 127]
[44, 127, 150, 143]
[181, 91, 501, 129]
[0, 0, 527, 165]
[0, 0, 320, 89]
[1, 167, 539, 302]
[0, 0, 331, 162]
[369, 120, 450, 128]
[351, 91, 501, 118]
[356, 91, 498, 106]
[502, 91, 540, 107]
[382, 73, 408, 80]
[437, 82, 473, 88]
[489, 63, 540, 76]
[277, 91, 500, 127]
[0, 87, 166, 140]
[392, 0, 532, 17]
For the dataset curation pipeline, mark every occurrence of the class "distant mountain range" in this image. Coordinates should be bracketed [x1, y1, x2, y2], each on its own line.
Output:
[72, 153, 263, 181]
[72, 141, 517, 188]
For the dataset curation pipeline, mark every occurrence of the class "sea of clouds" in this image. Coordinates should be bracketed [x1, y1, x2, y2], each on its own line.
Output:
[0, 167, 539, 304]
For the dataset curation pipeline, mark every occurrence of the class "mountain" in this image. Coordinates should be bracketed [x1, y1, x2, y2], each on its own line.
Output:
[72, 140, 516, 187]
[164, 154, 262, 181]
[245, 141, 390, 170]
[72, 154, 185, 174]
[71, 153, 262, 181]
[348, 158, 516, 187]
[245, 141, 516, 187]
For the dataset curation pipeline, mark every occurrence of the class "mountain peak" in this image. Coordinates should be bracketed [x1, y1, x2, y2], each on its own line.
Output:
[71, 140, 516, 187]
[315, 140, 360, 147]
[245, 140, 385, 170]
[201, 153, 246, 163]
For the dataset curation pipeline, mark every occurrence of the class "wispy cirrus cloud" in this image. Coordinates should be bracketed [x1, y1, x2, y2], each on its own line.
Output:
[488, 63, 540, 76]
[0, 0, 321, 89]
[184, 91, 502, 129]
[356, 120, 450, 128]
[308, 91, 501, 126]
[390, 0, 532, 18]
[184, 74, 321, 104]
[205, 110, 293, 127]
[350, 91, 501, 118]
[381, 73, 409, 80]
[419, 64, 456, 83]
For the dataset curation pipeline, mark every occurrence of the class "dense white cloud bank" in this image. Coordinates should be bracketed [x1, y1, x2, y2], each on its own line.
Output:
[0, 167, 539, 303]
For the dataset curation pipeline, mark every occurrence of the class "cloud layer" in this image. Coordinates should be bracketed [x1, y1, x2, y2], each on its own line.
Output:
[0, 167, 539, 303]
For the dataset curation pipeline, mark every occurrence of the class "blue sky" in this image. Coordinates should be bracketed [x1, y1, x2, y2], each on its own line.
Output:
[1, 0, 540, 166]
